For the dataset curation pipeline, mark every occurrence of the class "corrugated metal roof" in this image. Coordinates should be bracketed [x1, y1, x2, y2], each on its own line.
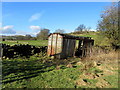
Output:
[48, 33, 94, 41]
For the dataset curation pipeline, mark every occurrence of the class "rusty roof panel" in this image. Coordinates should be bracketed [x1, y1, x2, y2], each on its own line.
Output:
[48, 33, 93, 40]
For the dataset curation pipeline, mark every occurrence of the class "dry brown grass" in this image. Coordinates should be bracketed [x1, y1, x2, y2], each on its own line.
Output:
[80, 48, 119, 72]
[75, 49, 119, 88]
[83, 48, 118, 62]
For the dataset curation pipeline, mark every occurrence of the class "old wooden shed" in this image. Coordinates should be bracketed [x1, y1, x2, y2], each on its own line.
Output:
[47, 33, 94, 59]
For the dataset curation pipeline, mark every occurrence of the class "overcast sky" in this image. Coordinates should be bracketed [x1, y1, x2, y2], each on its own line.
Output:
[1, 2, 112, 36]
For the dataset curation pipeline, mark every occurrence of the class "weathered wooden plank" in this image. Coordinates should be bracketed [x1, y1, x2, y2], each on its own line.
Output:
[63, 39, 67, 58]
[73, 39, 76, 56]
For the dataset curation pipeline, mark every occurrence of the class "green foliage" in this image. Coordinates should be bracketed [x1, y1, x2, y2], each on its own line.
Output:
[94, 32, 110, 46]
[97, 3, 119, 46]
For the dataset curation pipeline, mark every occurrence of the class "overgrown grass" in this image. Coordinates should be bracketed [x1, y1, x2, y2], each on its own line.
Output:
[2, 40, 48, 46]
[2, 52, 118, 88]
[2, 32, 119, 88]
[2, 55, 82, 88]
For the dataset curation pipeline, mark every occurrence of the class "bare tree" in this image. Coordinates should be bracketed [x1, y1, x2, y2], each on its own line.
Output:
[85, 27, 91, 31]
[75, 24, 86, 32]
[54, 29, 65, 33]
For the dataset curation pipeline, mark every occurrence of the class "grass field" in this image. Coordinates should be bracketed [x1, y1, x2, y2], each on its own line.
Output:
[1, 33, 98, 46]
[2, 51, 118, 88]
[1, 40, 48, 46]
[1, 33, 119, 88]
[1, 32, 119, 47]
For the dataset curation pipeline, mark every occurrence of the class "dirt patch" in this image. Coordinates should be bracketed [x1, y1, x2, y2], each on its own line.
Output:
[80, 73, 95, 79]
[75, 58, 118, 88]
[76, 79, 87, 86]
[97, 66, 114, 75]
[96, 78, 110, 88]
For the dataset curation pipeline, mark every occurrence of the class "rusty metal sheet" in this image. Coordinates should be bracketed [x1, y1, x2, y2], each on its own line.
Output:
[55, 34, 63, 58]
[56, 34, 63, 54]
[51, 34, 57, 55]
[47, 35, 53, 56]
[47, 33, 63, 58]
